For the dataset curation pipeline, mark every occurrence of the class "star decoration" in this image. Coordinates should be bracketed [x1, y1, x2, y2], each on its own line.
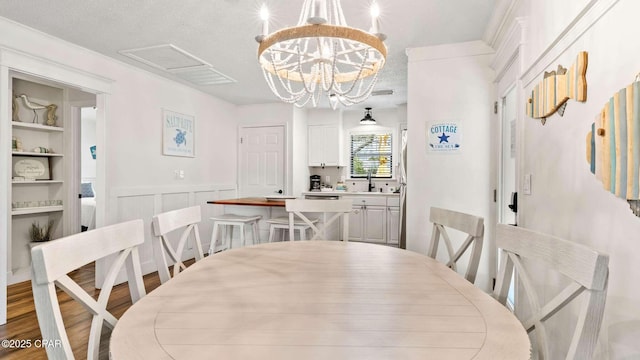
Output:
[438, 133, 450, 143]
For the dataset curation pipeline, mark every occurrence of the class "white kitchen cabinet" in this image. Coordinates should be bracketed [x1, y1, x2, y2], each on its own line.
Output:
[387, 206, 400, 245]
[344, 196, 386, 244]
[308, 124, 342, 166]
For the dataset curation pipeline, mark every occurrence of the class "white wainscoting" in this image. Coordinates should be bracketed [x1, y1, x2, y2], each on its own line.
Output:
[99, 184, 237, 286]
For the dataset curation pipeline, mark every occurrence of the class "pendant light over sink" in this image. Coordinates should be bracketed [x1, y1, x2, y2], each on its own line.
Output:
[360, 107, 376, 125]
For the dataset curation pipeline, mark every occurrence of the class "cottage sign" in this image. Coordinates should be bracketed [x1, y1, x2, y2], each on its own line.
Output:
[427, 121, 461, 153]
[163, 109, 195, 157]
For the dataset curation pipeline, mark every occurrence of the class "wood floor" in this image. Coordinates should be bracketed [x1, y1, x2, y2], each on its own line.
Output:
[0, 261, 188, 360]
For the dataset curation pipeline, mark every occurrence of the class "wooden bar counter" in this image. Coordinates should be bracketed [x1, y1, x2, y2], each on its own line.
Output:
[207, 197, 287, 207]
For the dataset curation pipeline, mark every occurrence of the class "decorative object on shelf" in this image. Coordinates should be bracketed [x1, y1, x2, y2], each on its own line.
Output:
[12, 136, 24, 152]
[162, 109, 195, 157]
[586, 73, 640, 217]
[32, 146, 53, 154]
[90, 145, 97, 159]
[360, 107, 376, 125]
[12, 156, 51, 180]
[526, 51, 588, 125]
[29, 220, 54, 242]
[12, 94, 20, 122]
[255, 0, 387, 108]
[17, 94, 58, 125]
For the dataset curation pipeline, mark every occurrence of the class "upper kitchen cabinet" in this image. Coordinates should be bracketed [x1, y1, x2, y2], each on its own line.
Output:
[308, 124, 343, 167]
[307, 109, 344, 167]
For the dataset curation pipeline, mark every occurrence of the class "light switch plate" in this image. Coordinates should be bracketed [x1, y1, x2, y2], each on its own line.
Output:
[523, 174, 531, 195]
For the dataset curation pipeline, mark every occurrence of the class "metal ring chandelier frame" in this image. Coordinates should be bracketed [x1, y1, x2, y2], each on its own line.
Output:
[256, 0, 387, 108]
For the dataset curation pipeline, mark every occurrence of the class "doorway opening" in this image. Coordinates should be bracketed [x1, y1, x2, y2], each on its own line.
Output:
[79, 107, 97, 232]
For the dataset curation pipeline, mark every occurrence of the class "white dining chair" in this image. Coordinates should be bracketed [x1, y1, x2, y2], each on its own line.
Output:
[427, 206, 484, 284]
[285, 199, 352, 241]
[151, 205, 204, 284]
[30, 219, 146, 360]
[493, 224, 609, 360]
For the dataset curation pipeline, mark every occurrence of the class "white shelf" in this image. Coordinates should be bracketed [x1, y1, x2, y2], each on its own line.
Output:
[12, 206, 63, 216]
[12, 121, 64, 132]
[12, 180, 63, 184]
[12, 151, 63, 157]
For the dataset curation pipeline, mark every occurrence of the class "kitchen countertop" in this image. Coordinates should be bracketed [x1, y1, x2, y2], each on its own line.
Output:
[302, 191, 399, 197]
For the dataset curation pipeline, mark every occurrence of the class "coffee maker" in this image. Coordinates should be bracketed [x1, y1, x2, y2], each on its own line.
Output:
[310, 175, 321, 191]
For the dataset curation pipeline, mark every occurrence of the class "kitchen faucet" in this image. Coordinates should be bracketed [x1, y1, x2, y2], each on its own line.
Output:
[367, 170, 375, 192]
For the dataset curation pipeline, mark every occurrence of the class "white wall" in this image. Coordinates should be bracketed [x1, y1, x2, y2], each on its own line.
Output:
[492, 0, 640, 358]
[406, 40, 496, 291]
[0, 16, 239, 302]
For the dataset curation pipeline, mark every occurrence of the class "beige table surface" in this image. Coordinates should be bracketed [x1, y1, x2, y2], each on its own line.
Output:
[110, 241, 530, 360]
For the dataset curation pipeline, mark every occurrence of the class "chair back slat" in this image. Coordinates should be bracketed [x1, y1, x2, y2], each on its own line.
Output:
[285, 199, 352, 241]
[427, 207, 484, 283]
[31, 219, 144, 285]
[30, 219, 146, 360]
[496, 224, 608, 290]
[493, 224, 609, 360]
[152, 206, 204, 283]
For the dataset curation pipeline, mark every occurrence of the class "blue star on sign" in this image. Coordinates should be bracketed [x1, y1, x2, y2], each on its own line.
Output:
[438, 132, 450, 143]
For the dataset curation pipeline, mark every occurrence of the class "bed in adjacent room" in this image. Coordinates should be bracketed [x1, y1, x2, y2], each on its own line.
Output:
[80, 182, 96, 231]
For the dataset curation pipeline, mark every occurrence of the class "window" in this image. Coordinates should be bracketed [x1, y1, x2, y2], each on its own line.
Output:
[350, 132, 392, 178]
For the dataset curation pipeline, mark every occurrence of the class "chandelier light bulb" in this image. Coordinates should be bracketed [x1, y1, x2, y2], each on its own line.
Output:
[370, 2, 381, 35]
[260, 4, 269, 36]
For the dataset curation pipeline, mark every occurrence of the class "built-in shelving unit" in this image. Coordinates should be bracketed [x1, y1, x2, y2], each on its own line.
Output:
[8, 75, 67, 285]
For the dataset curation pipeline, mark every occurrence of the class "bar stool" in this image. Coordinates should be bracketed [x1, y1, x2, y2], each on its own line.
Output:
[209, 214, 262, 254]
[265, 216, 319, 242]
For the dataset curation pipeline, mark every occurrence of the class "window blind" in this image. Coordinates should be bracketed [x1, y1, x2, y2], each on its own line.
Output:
[350, 133, 392, 178]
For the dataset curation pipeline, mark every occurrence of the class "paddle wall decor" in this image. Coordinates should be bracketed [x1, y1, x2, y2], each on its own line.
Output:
[586, 75, 640, 216]
[527, 51, 588, 125]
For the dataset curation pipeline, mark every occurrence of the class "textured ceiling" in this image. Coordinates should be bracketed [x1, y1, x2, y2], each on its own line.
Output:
[0, 0, 495, 110]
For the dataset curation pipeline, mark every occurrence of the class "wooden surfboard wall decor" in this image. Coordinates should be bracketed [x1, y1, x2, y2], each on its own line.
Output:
[527, 51, 588, 125]
[586, 74, 640, 216]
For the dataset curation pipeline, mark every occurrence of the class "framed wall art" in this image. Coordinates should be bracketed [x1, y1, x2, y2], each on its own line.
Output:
[12, 156, 51, 180]
[162, 109, 195, 157]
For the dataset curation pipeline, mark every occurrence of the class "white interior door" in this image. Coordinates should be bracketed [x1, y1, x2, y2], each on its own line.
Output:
[499, 86, 517, 226]
[239, 125, 285, 197]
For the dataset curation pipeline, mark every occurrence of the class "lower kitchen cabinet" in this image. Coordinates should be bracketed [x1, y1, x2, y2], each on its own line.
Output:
[343, 196, 394, 245]
[387, 206, 400, 245]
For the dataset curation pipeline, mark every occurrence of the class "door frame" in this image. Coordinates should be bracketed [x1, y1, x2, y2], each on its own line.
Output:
[237, 123, 288, 197]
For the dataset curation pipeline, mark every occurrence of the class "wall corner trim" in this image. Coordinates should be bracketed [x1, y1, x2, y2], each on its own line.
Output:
[520, 0, 620, 87]
[483, 0, 523, 48]
[406, 40, 495, 63]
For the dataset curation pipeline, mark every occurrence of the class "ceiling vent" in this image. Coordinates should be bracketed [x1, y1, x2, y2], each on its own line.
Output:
[119, 44, 235, 86]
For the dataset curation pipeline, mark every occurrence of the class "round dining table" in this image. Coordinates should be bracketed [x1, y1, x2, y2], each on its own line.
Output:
[110, 241, 530, 359]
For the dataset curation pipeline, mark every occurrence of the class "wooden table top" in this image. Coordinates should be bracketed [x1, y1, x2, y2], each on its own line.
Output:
[207, 197, 287, 207]
[110, 241, 530, 360]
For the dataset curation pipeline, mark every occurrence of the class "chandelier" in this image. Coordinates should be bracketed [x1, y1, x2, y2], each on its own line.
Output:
[255, 0, 387, 109]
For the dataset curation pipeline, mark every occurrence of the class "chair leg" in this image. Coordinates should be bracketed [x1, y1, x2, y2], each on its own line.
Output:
[226, 225, 233, 250]
[300, 227, 306, 241]
[268, 225, 275, 243]
[240, 224, 246, 247]
[253, 221, 260, 245]
[209, 222, 219, 255]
